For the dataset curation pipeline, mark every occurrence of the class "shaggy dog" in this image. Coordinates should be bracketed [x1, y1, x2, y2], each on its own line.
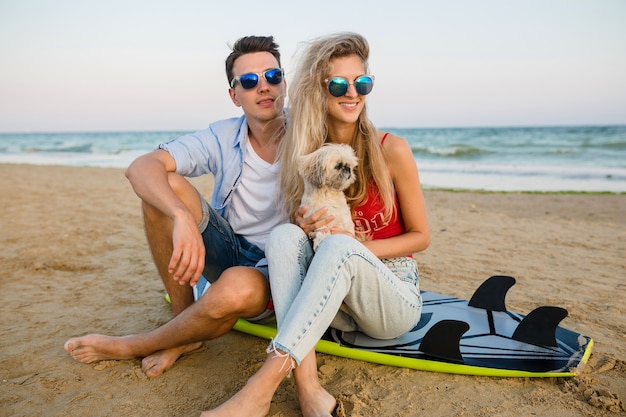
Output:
[298, 143, 358, 250]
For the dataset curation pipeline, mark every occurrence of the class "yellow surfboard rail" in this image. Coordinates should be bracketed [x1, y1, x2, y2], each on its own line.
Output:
[232, 318, 592, 378]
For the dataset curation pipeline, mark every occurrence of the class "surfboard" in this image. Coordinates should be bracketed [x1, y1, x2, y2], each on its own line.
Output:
[192, 275, 592, 377]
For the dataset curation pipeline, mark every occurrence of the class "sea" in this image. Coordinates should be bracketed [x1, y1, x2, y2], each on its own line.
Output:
[1, 125, 625, 193]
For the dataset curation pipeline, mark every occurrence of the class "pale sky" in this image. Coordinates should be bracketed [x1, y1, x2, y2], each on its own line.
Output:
[1, 0, 625, 132]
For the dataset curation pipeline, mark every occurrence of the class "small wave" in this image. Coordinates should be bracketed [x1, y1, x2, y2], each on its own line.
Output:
[111, 147, 133, 155]
[545, 148, 580, 155]
[586, 141, 626, 150]
[23, 143, 94, 153]
[0, 149, 144, 168]
[418, 161, 626, 192]
[412, 144, 489, 158]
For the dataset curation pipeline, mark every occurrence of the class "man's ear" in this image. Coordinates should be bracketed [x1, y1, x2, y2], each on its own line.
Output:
[229, 88, 242, 107]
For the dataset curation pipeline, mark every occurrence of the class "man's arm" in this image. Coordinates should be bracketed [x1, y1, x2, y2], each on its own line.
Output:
[125, 149, 182, 214]
[125, 149, 205, 286]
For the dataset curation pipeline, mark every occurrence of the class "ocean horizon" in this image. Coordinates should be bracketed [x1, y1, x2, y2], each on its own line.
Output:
[1, 125, 625, 193]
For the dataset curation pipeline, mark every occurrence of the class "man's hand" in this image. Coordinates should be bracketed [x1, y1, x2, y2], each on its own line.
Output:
[169, 212, 206, 287]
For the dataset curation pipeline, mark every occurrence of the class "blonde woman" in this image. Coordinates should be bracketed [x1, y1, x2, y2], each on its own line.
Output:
[201, 32, 430, 417]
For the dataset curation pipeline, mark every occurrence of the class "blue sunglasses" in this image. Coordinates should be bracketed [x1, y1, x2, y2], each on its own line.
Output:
[325, 75, 375, 97]
[230, 68, 284, 89]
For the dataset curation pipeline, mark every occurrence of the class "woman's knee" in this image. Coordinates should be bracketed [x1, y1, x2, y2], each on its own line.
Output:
[266, 223, 306, 256]
[315, 234, 363, 258]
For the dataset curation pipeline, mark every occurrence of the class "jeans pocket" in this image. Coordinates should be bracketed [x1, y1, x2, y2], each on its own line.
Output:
[382, 257, 419, 286]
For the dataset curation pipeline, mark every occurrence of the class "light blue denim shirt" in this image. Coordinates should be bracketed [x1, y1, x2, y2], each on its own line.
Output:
[158, 115, 247, 218]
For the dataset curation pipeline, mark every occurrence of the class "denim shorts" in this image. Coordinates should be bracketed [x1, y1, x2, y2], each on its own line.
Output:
[196, 192, 273, 322]
[197, 192, 268, 283]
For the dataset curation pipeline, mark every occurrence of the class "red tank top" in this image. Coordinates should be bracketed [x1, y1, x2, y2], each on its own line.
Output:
[350, 133, 406, 241]
[351, 184, 405, 239]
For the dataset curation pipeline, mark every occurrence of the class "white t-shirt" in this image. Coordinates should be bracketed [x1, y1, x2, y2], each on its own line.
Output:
[226, 139, 282, 252]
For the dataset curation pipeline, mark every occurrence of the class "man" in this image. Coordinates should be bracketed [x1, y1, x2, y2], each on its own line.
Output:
[64, 35, 286, 377]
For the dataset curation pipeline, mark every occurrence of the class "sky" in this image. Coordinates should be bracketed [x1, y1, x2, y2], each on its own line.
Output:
[1, 0, 625, 133]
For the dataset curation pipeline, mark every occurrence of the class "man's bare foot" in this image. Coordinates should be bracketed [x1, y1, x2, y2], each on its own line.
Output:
[63, 334, 134, 363]
[141, 341, 202, 377]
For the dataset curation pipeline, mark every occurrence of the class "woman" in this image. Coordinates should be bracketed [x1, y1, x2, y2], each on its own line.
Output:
[201, 32, 430, 417]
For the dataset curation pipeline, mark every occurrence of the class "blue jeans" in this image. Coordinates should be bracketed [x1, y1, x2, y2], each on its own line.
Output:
[266, 223, 422, 364]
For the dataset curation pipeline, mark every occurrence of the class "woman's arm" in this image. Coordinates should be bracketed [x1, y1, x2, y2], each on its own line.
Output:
[361, 133, 430, 258]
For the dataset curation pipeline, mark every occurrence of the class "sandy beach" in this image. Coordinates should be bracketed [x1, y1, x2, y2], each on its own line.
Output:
[1, 163, 624, 417]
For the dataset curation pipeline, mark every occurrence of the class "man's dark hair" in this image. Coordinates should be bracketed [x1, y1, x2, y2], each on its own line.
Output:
[225, 36, 281, 86]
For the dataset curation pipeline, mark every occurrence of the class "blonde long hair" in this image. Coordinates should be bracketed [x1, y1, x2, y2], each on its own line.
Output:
[278, 32, 395, 222]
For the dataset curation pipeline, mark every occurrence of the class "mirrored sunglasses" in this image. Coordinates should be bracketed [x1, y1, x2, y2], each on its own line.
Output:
[325, 75, 375, 97]
[230, 68, 284, 89]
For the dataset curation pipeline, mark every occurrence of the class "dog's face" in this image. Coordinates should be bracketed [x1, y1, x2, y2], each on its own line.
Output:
[298, 143, 358, 191]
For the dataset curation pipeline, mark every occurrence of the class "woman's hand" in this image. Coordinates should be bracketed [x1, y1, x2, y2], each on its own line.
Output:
[327, 226, 356, 239]
[295, 206, 335, 239]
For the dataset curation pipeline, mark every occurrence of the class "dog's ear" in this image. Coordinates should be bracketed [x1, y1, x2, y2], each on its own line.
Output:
[298, 151, 326, 187]
[297, 154, 308, 175]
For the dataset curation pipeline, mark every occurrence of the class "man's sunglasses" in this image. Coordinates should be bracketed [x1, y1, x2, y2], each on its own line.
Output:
[230, 68, 284, 89]
[324, 75, 375, 97]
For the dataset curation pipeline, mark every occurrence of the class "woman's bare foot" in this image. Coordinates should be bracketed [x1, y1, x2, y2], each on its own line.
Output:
[293, 350, 337, 416]
[141, 341, 202, 377]
[199, 386, 270, 417]
[63, 334, 135, 363]
[200, 352, 292, 417]
[199, 373, 337, 417]
[297, 382, 337, 417]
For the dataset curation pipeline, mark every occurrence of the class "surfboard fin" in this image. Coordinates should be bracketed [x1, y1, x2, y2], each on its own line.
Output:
[512, 306, 568, 347]
[419, 319, 470, 363]
[468, 275, 516, 311]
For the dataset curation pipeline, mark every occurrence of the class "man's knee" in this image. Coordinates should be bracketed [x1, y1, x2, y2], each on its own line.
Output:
[222, 272, 269, 309]
[203, 269, 269, 317]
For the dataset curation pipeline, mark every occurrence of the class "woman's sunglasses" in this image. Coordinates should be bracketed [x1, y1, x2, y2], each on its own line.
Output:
[230, 68, 284, 89]
[325, 75, 375, 97]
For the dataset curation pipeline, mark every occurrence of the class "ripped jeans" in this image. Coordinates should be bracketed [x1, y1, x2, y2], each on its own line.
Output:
[266, 223, 422, 365]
